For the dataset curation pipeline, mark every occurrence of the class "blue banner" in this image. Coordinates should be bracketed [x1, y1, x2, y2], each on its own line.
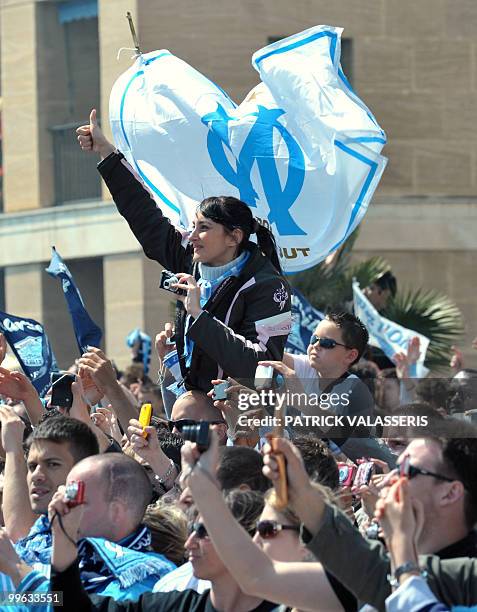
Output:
[45, 247, 102, 354]
[286, 289, 324, 354]
[0, 312, 57, 397]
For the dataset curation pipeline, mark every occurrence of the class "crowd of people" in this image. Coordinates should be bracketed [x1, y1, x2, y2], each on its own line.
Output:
[0, 112, 475, 611]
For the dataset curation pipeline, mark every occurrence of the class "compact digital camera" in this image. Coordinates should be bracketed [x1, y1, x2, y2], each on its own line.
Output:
[64, 480, 85, 507]
[159, 270, 186, 296]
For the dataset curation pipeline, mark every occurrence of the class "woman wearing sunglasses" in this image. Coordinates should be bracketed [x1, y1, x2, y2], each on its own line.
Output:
[77, 113, 291, 395]
[254, 491, 357, 611]
[175, 431, 354, 611]
[39, 487, 291, 611]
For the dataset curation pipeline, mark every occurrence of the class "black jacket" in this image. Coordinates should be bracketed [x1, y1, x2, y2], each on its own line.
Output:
[98, 152, 292, 392]
[51, 560, 282, 611]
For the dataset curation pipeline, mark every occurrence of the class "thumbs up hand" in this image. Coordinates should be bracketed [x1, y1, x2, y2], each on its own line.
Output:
[76, 108, 115, 159]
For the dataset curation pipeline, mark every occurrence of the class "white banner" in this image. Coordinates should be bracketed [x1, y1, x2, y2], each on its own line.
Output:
[353, 281, 430, 375]
[110, 25, 387, 273]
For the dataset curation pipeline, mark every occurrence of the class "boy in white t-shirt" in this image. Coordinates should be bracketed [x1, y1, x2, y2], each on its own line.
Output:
[260, 312, 395, 464]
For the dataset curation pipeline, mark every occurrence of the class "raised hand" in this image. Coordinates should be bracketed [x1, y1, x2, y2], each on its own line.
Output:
[450, 345, 465, 371]
[172, 274, 202, 319]
[0, 405, 25, 454]
[0, 367, 37, 402]
[77, 348, 117, 395]
[155, 322, 176, 362]
[76, 109, 115, 159]
[262, 437, 310, 511]
[0, 333, 6, 366]
[407, 336, 421, 365]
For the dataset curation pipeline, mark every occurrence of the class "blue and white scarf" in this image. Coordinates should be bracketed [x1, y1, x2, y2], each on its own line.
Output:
[184, 250, 250, 368]
[15, 516, 175, 599]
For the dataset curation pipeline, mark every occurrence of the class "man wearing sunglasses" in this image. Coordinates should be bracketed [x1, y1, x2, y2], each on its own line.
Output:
[278, 432, 477, 609]
[169, 390, 228, 446]
[389, 436, 477, 558]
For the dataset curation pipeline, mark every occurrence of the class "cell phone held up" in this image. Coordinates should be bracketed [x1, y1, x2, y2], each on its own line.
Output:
[139, 403, 153, 438]
[353, 461, 376, 487]
[64, 480, 85, 507]
[159, 270, 186, 296]
[50, 372, 76, 410]
[212, 381, 229, 401]
[338, 461, 376, 488]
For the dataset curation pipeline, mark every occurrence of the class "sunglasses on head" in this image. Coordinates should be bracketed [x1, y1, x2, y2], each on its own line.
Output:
[309, 336, 350, 349]
[189, 522, 209, 539]
[256, 520, 300, 539]
[167, 419, 225, 433]
[397, 455, 455, 483]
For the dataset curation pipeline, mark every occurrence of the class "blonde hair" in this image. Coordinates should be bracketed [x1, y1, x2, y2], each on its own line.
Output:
[143, 500, 188, 566]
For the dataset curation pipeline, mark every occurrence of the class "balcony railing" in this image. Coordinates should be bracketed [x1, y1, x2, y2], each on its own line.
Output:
[51, 122, 101, 205]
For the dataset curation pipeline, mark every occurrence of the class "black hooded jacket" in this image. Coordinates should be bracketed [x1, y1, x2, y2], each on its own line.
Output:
[98, 152, 292, 392]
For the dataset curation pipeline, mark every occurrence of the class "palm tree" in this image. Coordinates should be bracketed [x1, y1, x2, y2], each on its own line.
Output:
[290, 229, 464, 371]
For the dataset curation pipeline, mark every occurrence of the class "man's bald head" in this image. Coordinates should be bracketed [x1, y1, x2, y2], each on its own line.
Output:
[171, 390, 223, 422]
[171, 391, 227, 445]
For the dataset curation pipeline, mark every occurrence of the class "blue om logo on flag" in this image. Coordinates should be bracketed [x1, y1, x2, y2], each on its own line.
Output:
[110, 25, 387, 273]
[201, 104, 306, 236]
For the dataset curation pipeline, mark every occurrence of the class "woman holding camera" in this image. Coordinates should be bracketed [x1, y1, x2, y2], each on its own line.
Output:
[77, 110, 291, 393]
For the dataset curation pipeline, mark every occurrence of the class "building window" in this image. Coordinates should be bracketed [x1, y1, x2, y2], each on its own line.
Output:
[51, 121, 101, 204]
[51, 9, 101, 204]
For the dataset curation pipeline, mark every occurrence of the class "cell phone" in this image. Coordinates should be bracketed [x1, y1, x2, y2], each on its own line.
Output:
[338, 463, 357, 487]
[139, 403, 153, 438]
[165, 333, 177, 346]
[354, 462, 375, 487]
[212, 381, 229, 400]
[64, 481, 85, 507]
[254, 365, 274, 391]
[50, 372, 76, 409]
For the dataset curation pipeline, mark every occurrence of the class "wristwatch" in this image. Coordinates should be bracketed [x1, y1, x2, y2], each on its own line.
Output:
[387, 561, 426, 588]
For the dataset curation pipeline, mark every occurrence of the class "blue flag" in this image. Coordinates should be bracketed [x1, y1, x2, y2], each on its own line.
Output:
[0, 311, 57, 397]
[45, 247, 102, 354]
[286, 289, 324, 355]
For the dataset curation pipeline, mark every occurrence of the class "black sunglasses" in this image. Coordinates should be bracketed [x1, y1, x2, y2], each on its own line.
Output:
[256, 520, 300, 539]
[397, 455, 455, 483]
[189, 522, 209, 539]
[309, 336, 350, 349]
[167, 419, 225, 433]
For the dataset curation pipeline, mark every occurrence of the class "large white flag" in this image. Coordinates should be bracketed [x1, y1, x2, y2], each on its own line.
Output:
[110, 25, 387, 273]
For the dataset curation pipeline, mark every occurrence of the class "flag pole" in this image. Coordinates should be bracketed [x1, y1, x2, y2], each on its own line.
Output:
[126, 12, 141, 56]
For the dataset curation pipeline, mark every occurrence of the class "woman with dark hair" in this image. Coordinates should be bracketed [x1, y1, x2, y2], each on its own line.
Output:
[77, 111, 291, 393]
